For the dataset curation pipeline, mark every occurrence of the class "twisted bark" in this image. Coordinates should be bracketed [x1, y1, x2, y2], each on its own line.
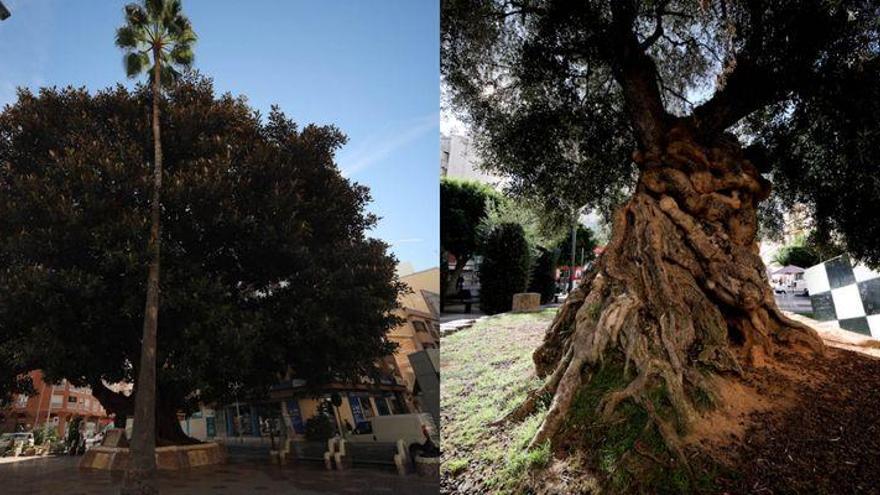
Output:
[509, 125, 823, 463]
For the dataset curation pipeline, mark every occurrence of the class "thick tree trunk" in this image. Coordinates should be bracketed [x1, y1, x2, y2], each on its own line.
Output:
[156, 395, 200, 446]
[92, 382, 197, 446]
[91, 382, 135, 429]
[509, 126, 823, 466]
[123, 50, 164, 495]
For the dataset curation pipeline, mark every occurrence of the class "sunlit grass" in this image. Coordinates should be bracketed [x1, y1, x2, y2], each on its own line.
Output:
[441, 308, 557, 493]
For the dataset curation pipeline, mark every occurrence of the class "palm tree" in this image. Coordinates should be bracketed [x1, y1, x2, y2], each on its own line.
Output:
[115, 1, 194, 492]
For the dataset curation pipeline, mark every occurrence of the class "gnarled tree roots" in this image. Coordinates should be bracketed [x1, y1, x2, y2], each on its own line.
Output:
[502, 127, 824, 473]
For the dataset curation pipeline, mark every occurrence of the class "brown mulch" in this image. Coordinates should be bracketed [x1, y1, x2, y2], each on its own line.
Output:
[714, 347, 880, 495]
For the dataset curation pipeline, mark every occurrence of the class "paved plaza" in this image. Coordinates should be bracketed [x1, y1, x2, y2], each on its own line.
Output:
[0, 447, 438, 495]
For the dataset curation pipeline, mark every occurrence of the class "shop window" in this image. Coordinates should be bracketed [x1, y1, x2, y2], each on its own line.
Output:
[358, 397, 376, 418]
[375, 397, 391, 416]
[387, 395, 404, 414]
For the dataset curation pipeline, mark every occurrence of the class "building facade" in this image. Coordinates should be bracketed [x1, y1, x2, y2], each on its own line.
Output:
[0, 370, 113, 437]
[440, 133, 506, 187]
[182, 267, 442, 443]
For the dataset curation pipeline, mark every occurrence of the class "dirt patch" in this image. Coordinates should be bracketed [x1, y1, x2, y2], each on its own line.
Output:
[711, 347, 880, 494]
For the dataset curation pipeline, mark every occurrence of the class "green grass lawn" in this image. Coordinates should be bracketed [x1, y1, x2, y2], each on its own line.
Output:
[441, 309, 557, 493]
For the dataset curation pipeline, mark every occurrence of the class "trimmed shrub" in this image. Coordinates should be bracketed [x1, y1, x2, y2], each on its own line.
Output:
[480, 223, 532, 314]
[528, 247, 559, 304]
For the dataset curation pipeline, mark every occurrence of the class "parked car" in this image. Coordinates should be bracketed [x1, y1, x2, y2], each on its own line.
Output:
[0, 432, 35, 455]
[347, 413, 438, 446]
[774, 280, 809, 296]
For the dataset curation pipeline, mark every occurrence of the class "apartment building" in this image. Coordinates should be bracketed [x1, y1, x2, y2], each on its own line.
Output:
[0, 370, 112, 437]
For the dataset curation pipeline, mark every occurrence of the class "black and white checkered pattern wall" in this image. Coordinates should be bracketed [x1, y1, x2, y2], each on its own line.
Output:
[804, 255, 880, 338]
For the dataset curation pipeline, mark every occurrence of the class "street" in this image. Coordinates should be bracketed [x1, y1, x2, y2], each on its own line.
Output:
[0, 446, 436, 495]
[774, 292, 813, 315]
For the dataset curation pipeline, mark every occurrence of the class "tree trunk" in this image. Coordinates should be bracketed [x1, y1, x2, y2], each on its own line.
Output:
[156, 395, 200, 446]
[508, 126, 823, 466]
[123, 50, 164, 495]
[91, 382, 197, 445]
[91, 382, 134, 429]
[445, 254, 470, 296]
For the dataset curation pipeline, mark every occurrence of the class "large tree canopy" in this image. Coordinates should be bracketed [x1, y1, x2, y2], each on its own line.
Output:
[443, 0, 880, 261]
[0, 76, 403, 438]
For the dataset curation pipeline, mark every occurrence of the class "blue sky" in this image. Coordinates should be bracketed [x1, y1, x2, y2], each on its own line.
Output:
[0, 0, 439, 271]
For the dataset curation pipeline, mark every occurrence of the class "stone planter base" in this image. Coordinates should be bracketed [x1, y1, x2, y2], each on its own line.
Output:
[414, 455, 440, 479]
[79, 442, 226, 471]
[512, 292, 541, 312]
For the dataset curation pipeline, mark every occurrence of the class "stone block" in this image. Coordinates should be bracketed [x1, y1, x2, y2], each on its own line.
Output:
[512, 292, 541, 312]
[101, 429, 128, 448]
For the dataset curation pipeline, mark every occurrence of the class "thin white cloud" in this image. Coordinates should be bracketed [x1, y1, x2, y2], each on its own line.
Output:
[390, 238, 424, 245]
[339, 112, 438, 177]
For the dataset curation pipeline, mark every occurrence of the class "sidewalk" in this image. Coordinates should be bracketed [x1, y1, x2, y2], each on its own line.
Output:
[0, 452, 437, 494]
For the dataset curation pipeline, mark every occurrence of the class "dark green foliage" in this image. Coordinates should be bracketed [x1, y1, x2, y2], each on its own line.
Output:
[0, 75, 404, 409]
[773, 245, 820, 269]
[528, 247, 558, 304]
[443, 0, 880, 265]
[304, 414, 336, 441]
[116, 0, 197, 86]
[441, 178, 498, 259]
[441, 177, 499, 295]
[480, 223, 532, 314]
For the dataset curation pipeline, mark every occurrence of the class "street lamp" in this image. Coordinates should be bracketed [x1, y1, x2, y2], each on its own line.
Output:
[0, 2, 10, 21]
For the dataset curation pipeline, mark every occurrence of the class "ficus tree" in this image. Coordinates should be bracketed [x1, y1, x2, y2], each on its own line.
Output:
[0, 76, 403, 451]
[114, 0, 196, 489]
[443, 0, 880, 482]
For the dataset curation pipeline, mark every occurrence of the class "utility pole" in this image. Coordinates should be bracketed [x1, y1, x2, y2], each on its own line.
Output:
[569, 224, 577, 293]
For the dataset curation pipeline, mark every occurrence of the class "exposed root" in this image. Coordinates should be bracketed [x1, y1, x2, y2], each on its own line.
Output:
[490, 347, 573, 426]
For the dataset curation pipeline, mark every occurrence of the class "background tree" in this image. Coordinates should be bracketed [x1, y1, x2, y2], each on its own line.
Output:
[440, 177, 498, 296]
[0, 76, 403, 450]
[772, 245, 820, 269]
[554, 225, 599, 268]
[115, 0, 195, 490]
[479, 223, 532, 314]
[444, 0, 880, 487]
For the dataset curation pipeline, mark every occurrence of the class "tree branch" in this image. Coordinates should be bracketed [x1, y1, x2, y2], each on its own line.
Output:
[689, 58, 778, 134]
[639, 1, 670, 50]
[607, 1, 671, 155]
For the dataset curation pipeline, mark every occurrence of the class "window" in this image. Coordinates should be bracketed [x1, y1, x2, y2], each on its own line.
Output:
[16, 394, 27, 407]
[412, 320, 427, 333]
[50, 395, 63, 407]
[356, 397, 376, 419]
[375, 397, 391, 416]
